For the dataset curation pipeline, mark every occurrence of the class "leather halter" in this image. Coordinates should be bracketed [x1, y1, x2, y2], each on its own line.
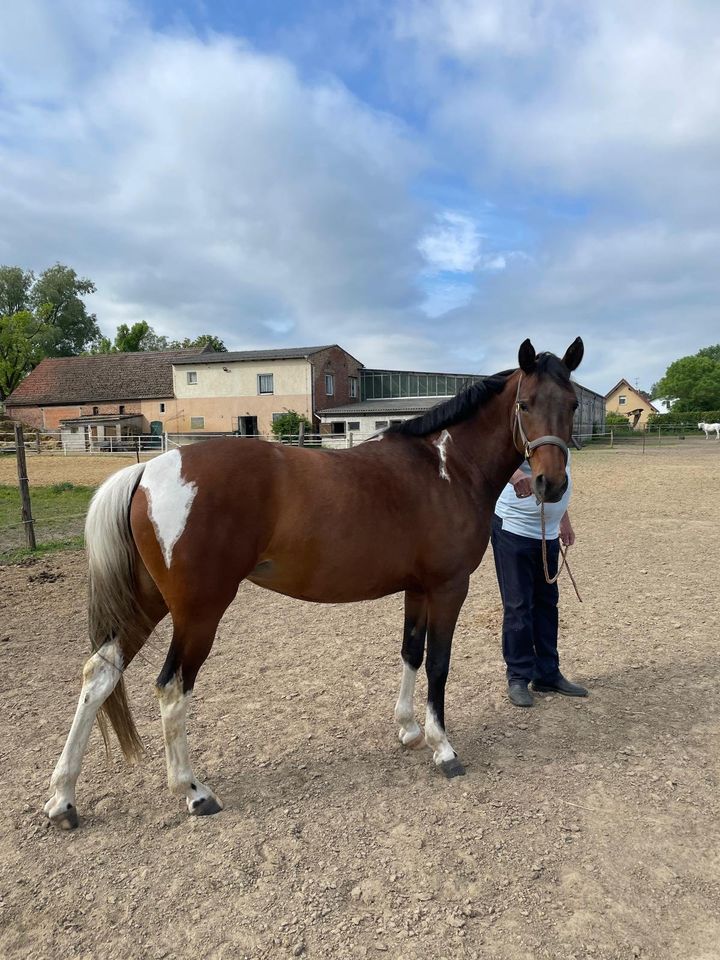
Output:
[512, 373, 571, 462]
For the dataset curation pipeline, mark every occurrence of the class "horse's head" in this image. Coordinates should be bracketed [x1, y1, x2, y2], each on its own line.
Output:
[513, 337, 584, 503]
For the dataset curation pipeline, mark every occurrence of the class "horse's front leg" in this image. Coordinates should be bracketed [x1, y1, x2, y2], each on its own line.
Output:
[424, 577, 469, 779]
[394, 590, 428, 749]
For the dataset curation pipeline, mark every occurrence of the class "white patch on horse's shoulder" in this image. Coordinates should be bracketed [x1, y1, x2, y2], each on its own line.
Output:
[140, 449, 198, 567]
[433, 429, 452, 482]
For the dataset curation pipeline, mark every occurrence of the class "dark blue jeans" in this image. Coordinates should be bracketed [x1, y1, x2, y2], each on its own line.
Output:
[491, 514, 561, 684]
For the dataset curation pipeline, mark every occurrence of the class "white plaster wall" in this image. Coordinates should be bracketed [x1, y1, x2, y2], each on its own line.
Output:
[173, 358, 311, 399]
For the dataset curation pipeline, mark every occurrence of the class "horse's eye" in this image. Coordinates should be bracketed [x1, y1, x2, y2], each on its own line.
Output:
[519, 402, 529, 412]
[572, 401, 579, 411]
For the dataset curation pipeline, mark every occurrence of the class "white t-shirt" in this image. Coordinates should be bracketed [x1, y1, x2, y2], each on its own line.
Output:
[494, 456, 572, 540]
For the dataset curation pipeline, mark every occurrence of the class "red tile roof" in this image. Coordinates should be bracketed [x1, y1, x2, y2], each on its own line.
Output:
[6, 348, 208, 406]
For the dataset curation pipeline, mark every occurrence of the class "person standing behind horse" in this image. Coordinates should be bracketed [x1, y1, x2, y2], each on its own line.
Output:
[491, 456, 588, 707]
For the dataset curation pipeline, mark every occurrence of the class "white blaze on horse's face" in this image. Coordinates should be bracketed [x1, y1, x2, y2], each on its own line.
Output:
[140, 449, 198, 567]
[433, 429, 452, 482]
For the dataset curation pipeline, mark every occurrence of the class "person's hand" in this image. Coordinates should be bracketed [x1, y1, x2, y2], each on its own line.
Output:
[560, 516, 575, 546]
[512, 475, 533, 499]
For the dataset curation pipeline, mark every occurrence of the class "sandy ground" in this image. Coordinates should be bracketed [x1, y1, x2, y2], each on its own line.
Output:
[1, 444, 719, 960]
[0, 453, 158, 487]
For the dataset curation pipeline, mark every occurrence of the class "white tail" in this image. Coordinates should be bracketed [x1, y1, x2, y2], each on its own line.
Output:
[85, 462, 149, 759]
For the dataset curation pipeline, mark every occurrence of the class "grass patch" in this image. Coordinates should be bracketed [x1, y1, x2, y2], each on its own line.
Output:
[0, 536, 85, 565]
[0, 483, 95, 560]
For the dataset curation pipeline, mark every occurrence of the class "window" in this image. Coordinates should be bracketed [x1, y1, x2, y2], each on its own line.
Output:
[331, 422, 345, 434]
[92, 406, 99, 415]
[375, 420, 388, 429]
[349, 377, 358, 399]
[272, 413, 283, 423]
[258, 373, 274, 394]
[159, 402, 166, 413]
[618, 395, 627, 405]
[118, 405, 125, 414]
[190, 417, 205, 430]
[389, 419, 403, 426]
[325, 373, 334, 396]
[348, 421, 360, 431]
[187, 371, 198, 385]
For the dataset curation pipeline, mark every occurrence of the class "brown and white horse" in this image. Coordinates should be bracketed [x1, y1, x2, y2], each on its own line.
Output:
[45, 338, 583, 829]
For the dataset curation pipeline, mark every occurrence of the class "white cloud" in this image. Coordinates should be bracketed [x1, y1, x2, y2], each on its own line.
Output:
[418, 211, 482, 272]
[0, 2, 430, 361]
[399, 0, 720, 212]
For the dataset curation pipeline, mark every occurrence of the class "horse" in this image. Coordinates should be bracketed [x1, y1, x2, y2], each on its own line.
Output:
[44, 337, 584, 830]
[698, 421, 720, 439]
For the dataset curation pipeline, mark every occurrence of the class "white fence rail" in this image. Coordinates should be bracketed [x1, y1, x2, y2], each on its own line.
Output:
[0, 429, 382, 456]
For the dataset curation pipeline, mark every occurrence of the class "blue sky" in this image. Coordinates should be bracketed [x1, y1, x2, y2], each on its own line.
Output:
[2, 0, 720, 392]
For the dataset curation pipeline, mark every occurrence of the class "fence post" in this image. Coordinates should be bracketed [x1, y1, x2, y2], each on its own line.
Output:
[164, 431, 168, 453]
[658, 425, 661, 446]
[298, 422, 305, 447]
[642, 430, 646, 454]
[348, 432, 353, 449]
[35, 431, 41, 454]
[610, 428, 614, 448]
[14, 424, 37, 551]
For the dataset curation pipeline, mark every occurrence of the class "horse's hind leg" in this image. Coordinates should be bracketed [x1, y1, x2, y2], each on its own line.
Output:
[395, 590, 428, 749]
[156, 608, 230, 816]
[44, 578, 165, 829]
[44, 641, 126, 829]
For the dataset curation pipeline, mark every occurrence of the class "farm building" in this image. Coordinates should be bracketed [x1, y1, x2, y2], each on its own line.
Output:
[605, 378, 659, 428]
[169, 345, 362, 435]
[5, 344, 362, 437]
[4, 347, 209, 434]
[5, 343, 605, 440]
[320, 368, 605, 438]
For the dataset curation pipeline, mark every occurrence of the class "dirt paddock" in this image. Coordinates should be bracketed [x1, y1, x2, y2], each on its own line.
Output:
[1, 445, 719, 960]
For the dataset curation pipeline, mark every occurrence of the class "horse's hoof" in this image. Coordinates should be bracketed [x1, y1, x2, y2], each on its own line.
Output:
[48, 805, 79, 830]
[439, 758, 466, 779]
[190, 795, 223, 817]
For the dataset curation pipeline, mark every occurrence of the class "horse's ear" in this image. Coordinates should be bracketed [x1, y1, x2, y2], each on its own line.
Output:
[518, 339, 536, 373]
[562, 337, 584, 372]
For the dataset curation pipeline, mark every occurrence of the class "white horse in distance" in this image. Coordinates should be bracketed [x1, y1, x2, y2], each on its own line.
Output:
[698, 421, 720, 439]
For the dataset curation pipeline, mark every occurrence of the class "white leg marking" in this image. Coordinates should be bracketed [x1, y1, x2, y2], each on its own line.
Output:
[44, 641, 123, 827]
[139, 449, 198, 567]
[394, 662, 425, 747]
[433, 429, 452, 482]
[424, 705, 456, 766]
[157, 674, 222, 814]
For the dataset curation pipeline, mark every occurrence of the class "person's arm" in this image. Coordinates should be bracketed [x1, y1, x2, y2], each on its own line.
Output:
[559, 511, 575, 546]
[510, 468, 533, 499]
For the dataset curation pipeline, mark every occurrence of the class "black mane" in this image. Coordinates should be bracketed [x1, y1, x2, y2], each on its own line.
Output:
[386, 370, 512, 438]
[386, 353, 571, 439]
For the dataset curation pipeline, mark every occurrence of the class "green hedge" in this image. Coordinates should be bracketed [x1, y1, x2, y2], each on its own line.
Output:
[647, 411, 720, 425]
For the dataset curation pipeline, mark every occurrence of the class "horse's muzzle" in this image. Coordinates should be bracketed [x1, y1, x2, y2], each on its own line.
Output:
[533, 474, 568, 504]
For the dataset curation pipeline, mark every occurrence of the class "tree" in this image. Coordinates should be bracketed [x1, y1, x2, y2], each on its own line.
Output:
[270, 410, 313, 439]
[30, 263, 99, 356]
[652, 347, 720, 412]
[168, 334, 227, 352]
[1, 263, 100, 398]
[89, 326, 227, 354]
[0, 310, 52, 400]
[605, 411, 631, 426]
[0, 266, 34, 317]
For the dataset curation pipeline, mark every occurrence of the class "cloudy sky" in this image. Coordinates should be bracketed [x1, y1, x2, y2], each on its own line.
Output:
[2, 0, 719, 393]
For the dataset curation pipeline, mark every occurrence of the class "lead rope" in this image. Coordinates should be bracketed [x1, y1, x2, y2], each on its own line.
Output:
[540, 501, 582, 602]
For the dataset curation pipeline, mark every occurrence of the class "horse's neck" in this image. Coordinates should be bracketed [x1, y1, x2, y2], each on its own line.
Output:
[448, 378, 523, 503]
